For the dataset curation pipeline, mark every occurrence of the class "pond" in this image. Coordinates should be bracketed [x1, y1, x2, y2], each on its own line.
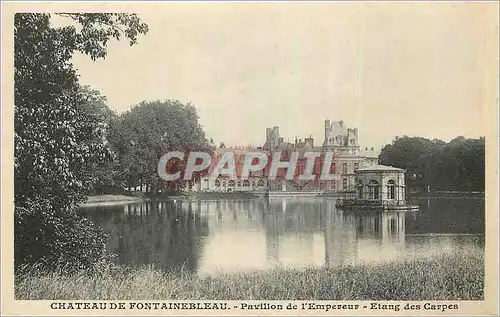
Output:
[78, 197, 484, 275]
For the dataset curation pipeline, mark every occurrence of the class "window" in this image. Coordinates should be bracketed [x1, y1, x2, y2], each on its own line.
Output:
[368, 180, 380, 200]
[330, 162, 336, 174]
[243, 180, 250, 187]
[354, 162, 359, 172]
[330, 181, 336, 190]
[342, 178, 347, 189]
[342, 163, 348, 174]
[222, 181, 226, 187]
[215, 180, 220, 187]
[237, 180, 241, 187]
[387, 180, 396, 200]
[257, 179, 264, 187]
[252, 181, 256, 187]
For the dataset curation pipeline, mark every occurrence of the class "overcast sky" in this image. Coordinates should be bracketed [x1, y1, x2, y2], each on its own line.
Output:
[70, 2, 498, 149]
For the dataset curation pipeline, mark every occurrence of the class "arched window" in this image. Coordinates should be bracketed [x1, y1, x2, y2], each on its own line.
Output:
[368, 180, 380, 200]
[387, 179, 396, 200]
[243, 180, 250, 187]
[336, 135, 343, 145]
[257, 179, 264, 187]
[228, 180, 235, 187]
[215, 180, 220, 187]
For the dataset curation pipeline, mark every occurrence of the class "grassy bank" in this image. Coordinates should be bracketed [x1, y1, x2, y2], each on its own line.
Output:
[15, 251, 483, 300]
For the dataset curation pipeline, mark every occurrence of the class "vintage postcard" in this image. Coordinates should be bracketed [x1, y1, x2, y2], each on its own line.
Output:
[1, 1, 498, 316]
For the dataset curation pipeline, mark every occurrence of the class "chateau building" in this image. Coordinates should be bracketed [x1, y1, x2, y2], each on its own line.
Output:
[189, 120, 379, 193]
[355, 165, 406, 202]
[324, 120, 360, 154]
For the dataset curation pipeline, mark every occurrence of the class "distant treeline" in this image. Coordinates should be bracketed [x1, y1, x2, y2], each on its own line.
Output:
[379, 136, 485, 192]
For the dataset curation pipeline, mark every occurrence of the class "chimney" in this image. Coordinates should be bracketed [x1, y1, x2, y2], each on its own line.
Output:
[273, 126, 280, 138]
[324, 119, 331, 144]
[265, 128, 271, 143]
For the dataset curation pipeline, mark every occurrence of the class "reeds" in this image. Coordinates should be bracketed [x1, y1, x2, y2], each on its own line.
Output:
[15, 250, 483, 300]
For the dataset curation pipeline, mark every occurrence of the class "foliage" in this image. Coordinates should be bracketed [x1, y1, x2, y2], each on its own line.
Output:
[14, 205, 108, 271]
[78, 86, 121, 194]
[56, 13, 149, 60]
[14, 13, 148, 270]
[379, 136, 485, 192]
[109, 100, 214, 193]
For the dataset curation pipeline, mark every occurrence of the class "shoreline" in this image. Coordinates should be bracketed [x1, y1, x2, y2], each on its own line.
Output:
[78, 195, 148, 208]
[78, 191, 485, 208]
[79, 192, 262, 207]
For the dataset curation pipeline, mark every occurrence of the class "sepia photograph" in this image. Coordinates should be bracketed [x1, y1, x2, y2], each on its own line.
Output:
[1, 1, 498, 315]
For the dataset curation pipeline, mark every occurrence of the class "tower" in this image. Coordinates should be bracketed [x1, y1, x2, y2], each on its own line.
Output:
[324, 119, 331, 146]
[265, 128, 272, 144]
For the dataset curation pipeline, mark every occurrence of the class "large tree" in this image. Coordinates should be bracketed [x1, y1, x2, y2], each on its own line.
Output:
[110, 100, 214, 194]
[79, 86, 121, 195]
[14, 13, 148, 270]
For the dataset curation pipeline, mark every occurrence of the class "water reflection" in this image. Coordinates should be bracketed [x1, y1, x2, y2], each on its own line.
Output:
[81, 201, 209, 273]
[79, 197, 484, 275]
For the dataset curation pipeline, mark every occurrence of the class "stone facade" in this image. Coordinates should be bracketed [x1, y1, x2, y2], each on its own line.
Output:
[189, 119, 380, 193]
[323, 119, 378, 192]
[355, 165, 406, 202]
[323, 120, 359, 154]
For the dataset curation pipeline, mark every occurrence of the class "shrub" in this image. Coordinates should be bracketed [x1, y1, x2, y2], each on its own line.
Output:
[14, 204, 109, 273]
